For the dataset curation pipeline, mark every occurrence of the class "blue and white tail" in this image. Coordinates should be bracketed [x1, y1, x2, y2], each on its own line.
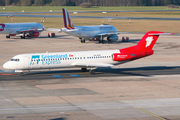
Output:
[62, 8, 75, 29]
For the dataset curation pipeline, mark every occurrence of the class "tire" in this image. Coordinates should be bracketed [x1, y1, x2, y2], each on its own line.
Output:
[21, 36, 25, 39]
[81, 68, 87, 72]
[82, 38, 85, 43]
[89, 70, 95, 74]
[20, 72, 24, 76]
[6, 35, 10, 38]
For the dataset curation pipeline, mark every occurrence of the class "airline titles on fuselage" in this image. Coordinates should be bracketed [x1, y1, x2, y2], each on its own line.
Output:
[30, 53, 106, 66]
[99, 26, 113, 30]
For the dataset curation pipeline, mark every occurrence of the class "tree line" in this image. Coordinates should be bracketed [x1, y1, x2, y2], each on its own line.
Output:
[0, 0, 180, 6]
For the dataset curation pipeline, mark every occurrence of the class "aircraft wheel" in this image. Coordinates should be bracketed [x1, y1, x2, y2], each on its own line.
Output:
[6, 35, 10, 38]
[99, 40, 102, 43]
[81, 68, 87, 72]
[21, 36, 25, 39]
[89, 70, 95, 74]
[83, 39, 85, 43]
[81, 38, 85, 43]
[20, 72, 24, 76]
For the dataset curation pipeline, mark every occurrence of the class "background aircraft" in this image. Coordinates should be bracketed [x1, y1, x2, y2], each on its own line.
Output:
[3, 31, 174, 76]
[0, 22, 61, 39]
[0, 22, 45, 39]
[61, 8, 125, 44]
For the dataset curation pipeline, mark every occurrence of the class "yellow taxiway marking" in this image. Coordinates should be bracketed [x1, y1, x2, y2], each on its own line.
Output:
[138, 108, 166, 120]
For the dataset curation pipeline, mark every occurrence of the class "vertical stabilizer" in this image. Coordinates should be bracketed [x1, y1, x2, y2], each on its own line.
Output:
[120, 31, 174, 53]
[134, 31, 164, 51]
[62, 8, 75, 29]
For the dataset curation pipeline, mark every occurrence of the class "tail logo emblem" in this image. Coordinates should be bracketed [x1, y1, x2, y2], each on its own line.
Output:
[146, 36, 153, 47]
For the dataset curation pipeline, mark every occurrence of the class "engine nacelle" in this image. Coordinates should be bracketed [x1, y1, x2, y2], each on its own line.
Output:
[10, 34, 16, 36]
[107, 34, 118, 41]
[112, 53, 132, 61]
[29, 31, 40, 37]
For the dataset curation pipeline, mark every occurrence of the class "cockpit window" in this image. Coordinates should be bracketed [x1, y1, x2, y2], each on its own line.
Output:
[11, 59, 19, 62]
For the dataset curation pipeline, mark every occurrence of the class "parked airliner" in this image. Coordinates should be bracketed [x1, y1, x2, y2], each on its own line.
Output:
[3, 31, 174, 76]
[0, 22, 44, 39]
[61, 8, 125, 43]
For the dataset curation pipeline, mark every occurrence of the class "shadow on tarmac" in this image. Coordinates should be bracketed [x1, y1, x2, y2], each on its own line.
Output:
[0, 66, 179, 81]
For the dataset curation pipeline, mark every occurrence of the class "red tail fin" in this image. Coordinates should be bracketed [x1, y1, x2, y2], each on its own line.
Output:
[120, 31, 174, 54]
[134, 31, 163, 51]
[113, 31, 174, 61]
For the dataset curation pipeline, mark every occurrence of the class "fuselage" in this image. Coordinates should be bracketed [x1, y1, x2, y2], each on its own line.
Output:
[0, 22, 44, 34]
[3, 50, 122, 71]
[62, 24, 118, 39]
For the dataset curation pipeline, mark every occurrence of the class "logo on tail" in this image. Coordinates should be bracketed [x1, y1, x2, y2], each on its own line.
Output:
[62, 8, 75, 29]
[145, 36, 153, 47]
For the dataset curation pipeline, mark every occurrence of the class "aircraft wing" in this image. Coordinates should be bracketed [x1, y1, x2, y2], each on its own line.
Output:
[71, 62, 120, 68]
[96, 31, 128, 37]
[14, 28, 44, 34]
[46, 28, 61, 33]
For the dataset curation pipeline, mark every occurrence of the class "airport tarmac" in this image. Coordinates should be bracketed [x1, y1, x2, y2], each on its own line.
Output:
[0, 32, 180, 120]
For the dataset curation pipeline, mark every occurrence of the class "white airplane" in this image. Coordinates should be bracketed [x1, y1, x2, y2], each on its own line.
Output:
[0, 22, 44, 39]
[3, 31, 174, 76]
[61, 8, 125, 43]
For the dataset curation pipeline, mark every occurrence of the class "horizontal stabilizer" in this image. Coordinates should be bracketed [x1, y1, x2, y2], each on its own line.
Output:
[149, 33, 175, 35]
[46, 28, 61, 32]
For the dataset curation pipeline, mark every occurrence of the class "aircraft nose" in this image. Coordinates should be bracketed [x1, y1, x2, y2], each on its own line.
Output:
[3, 62, 11, 69]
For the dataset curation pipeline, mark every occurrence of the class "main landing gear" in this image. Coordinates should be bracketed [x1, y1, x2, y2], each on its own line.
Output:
[99, 40, 105, 44]
[81, 68, 87, 72]
[89, 69, 95, 74]
[6, 35, 10, 38]
[99, 35, 105, 44]
[81, 68, 95, 74]
[80, 38, 85, 43]
[20, 72, 24, 76]
[21, 32, 25, 39]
